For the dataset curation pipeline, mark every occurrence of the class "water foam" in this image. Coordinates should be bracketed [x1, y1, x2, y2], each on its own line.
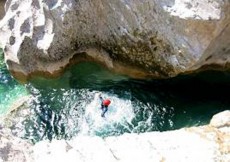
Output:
[78, 92, 135, 136]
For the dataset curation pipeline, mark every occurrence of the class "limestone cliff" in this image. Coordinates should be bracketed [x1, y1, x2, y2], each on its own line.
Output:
[0, 0, 230, 80]
[1, 110, 229, 162]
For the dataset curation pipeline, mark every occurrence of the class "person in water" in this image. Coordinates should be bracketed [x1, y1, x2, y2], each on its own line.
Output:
[99, 94, 111, 117]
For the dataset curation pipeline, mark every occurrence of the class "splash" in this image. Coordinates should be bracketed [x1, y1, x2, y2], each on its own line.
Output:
[79, 92, 135, 136]
[2, 62, 230, 143]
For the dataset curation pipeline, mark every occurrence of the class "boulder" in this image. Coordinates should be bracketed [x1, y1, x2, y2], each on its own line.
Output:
[0, 0, 230, 80]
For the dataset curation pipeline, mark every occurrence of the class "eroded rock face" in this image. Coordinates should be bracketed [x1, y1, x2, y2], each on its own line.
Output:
[0, 0, 230, 80]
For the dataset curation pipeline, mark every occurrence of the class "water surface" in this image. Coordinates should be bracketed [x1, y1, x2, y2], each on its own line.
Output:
[0, 53, 229, 142]
[0, 49, 28, 115]
[22, 62, 230, 142]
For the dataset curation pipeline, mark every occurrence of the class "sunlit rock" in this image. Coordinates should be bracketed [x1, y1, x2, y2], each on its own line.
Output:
[210, 110, 230, 128]
[0, 125, 33, 162]
[32, 110, 230, 162]
[0, 0, 230, 80]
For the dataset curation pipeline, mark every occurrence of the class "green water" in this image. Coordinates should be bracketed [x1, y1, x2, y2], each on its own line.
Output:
[0, 49, 28, 115]
[0, 52, 229, 142]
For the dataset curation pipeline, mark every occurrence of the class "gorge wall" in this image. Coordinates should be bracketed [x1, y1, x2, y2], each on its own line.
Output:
[0, 1, 230, 161]
[0, 0, 230, 80]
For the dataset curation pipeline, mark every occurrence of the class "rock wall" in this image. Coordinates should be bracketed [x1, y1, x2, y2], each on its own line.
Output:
[0, 0, 230, 80]
[1, 110, 229, 162]
[0, 1, 6, 20]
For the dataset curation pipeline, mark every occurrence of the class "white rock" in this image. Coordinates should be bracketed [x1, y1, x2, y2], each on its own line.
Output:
[210, 110, 230, 128]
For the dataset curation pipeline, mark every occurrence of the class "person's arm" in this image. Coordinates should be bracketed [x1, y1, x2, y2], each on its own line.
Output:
[99, 93, 103, 102]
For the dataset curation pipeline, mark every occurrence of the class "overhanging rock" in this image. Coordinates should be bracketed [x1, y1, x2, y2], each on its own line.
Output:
[0, 0, 230, 80]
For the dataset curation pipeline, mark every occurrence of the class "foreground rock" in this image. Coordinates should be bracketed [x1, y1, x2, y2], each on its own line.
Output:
[33, 110, 230, 162]
[0, 0, 230, 80]
[0, 125, 33, 162]
[1, 110, 229, 162]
